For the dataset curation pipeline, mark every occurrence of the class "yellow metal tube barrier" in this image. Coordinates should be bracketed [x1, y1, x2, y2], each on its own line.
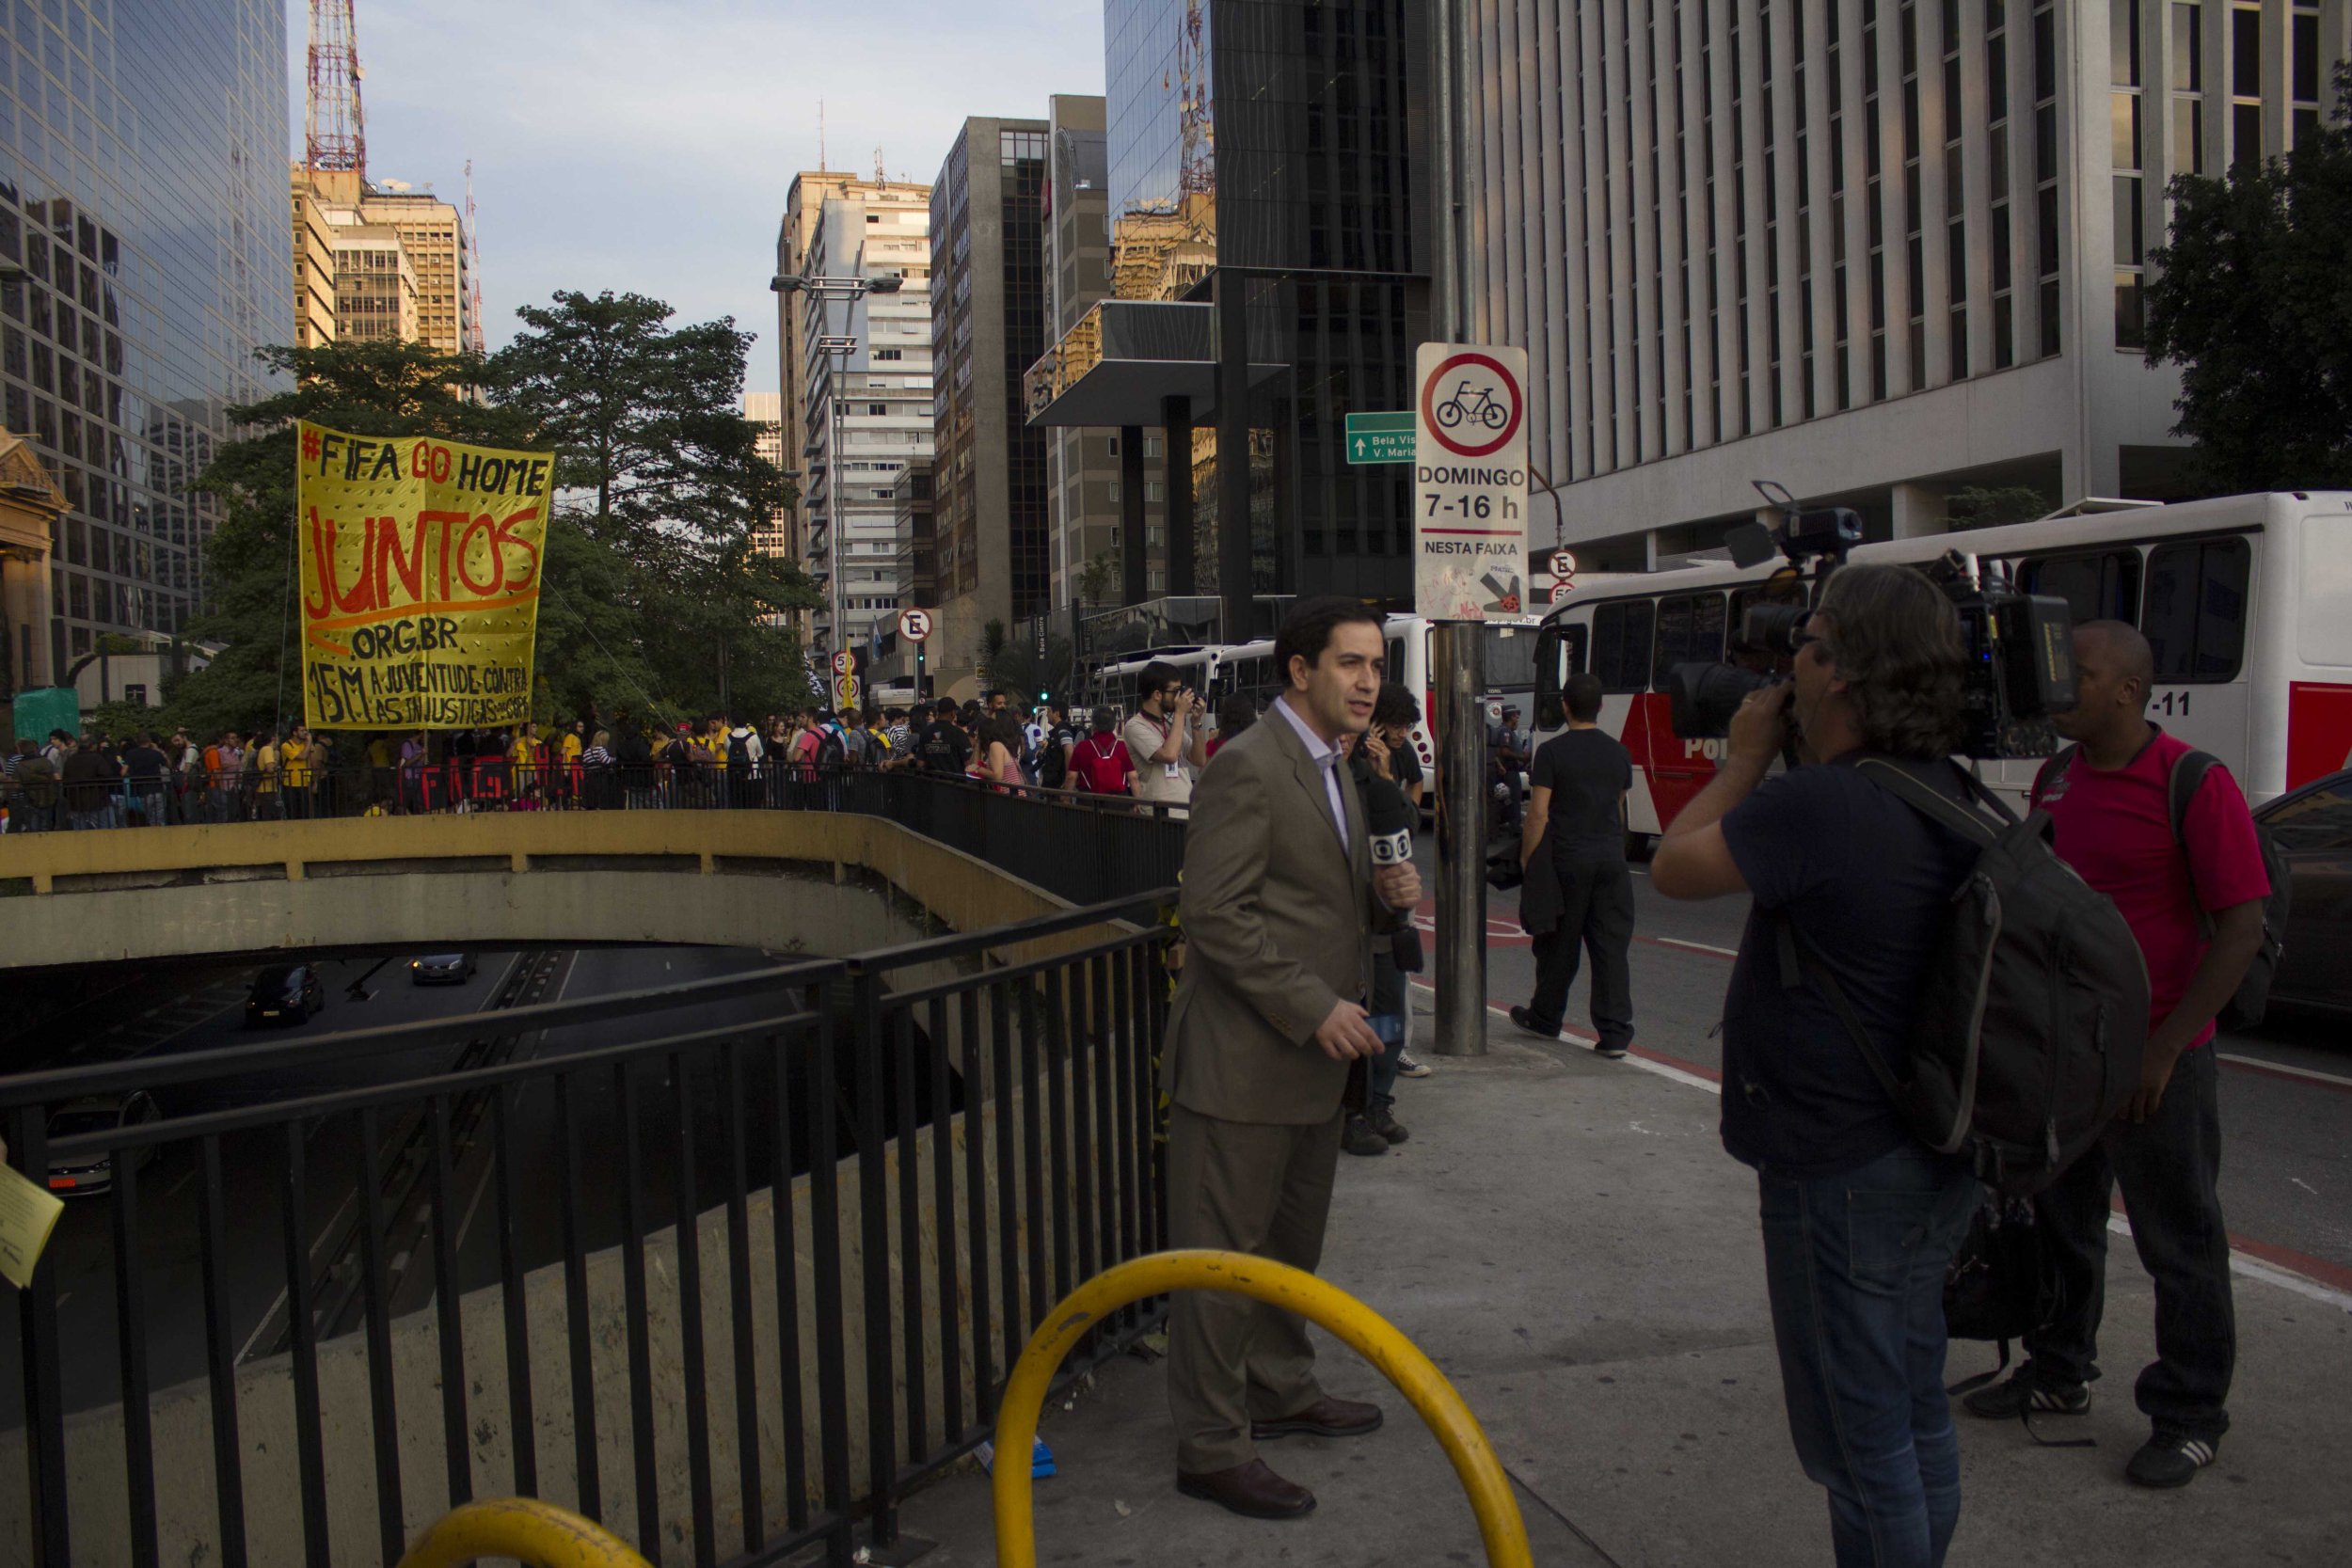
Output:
[993, 1249, 1533, 1568]
[394, 1497, 654, 1568]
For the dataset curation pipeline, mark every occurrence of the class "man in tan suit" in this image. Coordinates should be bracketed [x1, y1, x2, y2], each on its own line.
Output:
[1164, 598, 1422, 1519]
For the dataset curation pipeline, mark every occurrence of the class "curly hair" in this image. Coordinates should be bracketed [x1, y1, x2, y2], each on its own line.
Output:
[1817, 563, 1966, 759]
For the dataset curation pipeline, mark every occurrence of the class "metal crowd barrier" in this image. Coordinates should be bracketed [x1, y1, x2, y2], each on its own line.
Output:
[2, 889, 1177, 1568]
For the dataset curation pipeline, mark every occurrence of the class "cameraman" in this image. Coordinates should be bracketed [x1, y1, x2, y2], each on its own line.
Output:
[1651, 564, 1983, 1568]
[1125, 660, 1210, 808]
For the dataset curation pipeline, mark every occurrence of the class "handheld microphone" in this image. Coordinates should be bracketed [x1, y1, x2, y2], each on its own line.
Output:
[1363, 769, 1425, 974]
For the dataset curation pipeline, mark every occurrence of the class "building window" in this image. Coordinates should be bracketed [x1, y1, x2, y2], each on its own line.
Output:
[2172, 3, 2205, 176]
[2114, 0, 2147, 351]
[2033, 0, 2062, 358]
[2228, 4, 2262, 166]
[2290, 3, 2323, 149]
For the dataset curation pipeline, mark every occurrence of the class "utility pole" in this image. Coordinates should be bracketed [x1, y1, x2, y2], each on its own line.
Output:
[1428, 0, 1489, 1057]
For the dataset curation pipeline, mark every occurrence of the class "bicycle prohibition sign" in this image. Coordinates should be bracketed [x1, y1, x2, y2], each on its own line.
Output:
[1418, 351, 1523, 459]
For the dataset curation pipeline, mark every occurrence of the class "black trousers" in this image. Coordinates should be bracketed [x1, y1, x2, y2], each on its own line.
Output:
[2025, 1042, 2235, 1437]
[1525, 857, 1635, 1050]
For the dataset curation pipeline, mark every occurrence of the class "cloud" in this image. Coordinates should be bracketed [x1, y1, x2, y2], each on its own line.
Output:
[294, 0, 1107, 391]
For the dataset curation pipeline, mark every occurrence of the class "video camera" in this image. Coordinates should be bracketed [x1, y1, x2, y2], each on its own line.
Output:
[1666, 483, 2077, 760]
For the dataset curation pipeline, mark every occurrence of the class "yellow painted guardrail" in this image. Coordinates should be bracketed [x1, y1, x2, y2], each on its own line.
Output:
[993, 1249, 1534, 1568]
[395, 1497, 654, 1568]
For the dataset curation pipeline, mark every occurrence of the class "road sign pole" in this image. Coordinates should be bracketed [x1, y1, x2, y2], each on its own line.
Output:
[1432, 622, 1488, 1056]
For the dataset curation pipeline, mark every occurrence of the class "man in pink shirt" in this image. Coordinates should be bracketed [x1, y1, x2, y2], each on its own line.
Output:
[1964, 621, 2268, 1490]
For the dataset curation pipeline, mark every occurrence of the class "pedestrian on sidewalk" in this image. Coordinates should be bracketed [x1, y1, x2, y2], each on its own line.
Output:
[1161, 598, 1421, 1523]
[1509, 672, 1636, 1058]
[1961, 621, 2268, 1489]
[1341, 680, 1428, 1153]
[1125, 661, 1209, 809]
[1650, 564, 1985, 1568]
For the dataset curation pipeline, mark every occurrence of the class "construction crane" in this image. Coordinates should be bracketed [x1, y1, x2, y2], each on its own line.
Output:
[464, 159, 486, 355]
[304, 0, 366, 178]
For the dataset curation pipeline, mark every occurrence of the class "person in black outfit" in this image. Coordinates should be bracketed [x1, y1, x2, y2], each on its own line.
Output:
[914, 697, 971, 775]
[1510, 673, 1636, 1057]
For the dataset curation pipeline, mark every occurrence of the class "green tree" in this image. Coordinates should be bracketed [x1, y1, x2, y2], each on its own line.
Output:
[1945, 484, 2052, 530]
[174, 340, 533, 738]
[2144, 63, 2352, 492]
[486, 291, 816, 721]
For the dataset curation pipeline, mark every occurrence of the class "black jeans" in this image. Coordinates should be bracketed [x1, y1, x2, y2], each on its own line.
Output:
[1525, 857, 1635, 1051]
[2026, 1043, 2235, 1437]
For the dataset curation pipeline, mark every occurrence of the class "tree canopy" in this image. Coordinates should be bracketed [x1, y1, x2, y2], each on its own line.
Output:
[169, 292, 815, 739]
[2144, 64, 2352, 493]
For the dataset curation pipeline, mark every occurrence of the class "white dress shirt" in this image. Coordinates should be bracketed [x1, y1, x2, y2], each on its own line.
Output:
[1272, 695, 1347, 844]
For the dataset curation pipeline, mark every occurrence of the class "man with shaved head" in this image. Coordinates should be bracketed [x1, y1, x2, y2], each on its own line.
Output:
[1963, 618, 2270, 1490]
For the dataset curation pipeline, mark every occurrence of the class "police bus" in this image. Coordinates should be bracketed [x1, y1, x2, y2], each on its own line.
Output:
[1525, 491, 2352, 844]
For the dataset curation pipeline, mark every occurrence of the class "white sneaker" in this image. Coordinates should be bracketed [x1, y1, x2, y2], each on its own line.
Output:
[1395, 1051, 1433, 1078]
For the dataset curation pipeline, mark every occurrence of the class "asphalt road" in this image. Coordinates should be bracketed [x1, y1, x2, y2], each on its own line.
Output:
[1421, 843, 2352, 1290]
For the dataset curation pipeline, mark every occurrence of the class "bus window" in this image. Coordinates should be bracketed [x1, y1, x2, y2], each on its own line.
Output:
[1565, 623, 1589, 674]
[1590, 599, 1655, 693]
[1388, 636, 1406, 683]
[2142, 537, 2249, 682]
[1651, 593, 1728, 689]
[1484, 626, 1538, 689]
[2020, 548, 2141, 625]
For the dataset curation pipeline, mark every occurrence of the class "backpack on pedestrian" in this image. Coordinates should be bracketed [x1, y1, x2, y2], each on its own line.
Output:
[2037, 745, 2291, 1031]
[814, 726, 848, 769]
[726, 728, 755, 774]
[1775, 757, 2150, 1198]
[1038, 732, 1069, 789]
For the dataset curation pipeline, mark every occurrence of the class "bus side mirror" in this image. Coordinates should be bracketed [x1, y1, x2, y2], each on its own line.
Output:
[1534, 625, 1567, 733]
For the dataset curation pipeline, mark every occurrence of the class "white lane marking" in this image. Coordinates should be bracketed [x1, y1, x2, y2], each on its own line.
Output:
[1406, 982, 1724, 1096]
[2291, 1178, 2319, 1196]
[2217, 1053, 2352, 1090]
[2106, 1214, 2352, 1313]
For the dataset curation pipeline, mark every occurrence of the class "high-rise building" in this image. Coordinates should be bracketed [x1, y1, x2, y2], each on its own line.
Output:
[0, 0, 290, 674]
[791, 181, 932, 662]
[292, 166, 474, 356]
[930, 116, 1051, 688]
[742, 390, 792, 562]
[1460, 0, 2352, 565]
[893, 458, 936, 613]
[1028, 1, 1434, 647]
[1041, 95, 1152, 616]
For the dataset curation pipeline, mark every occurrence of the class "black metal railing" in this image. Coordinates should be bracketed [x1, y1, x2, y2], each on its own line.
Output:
[2, 761, 1188, 909]
[1, 890, 1174, 1568]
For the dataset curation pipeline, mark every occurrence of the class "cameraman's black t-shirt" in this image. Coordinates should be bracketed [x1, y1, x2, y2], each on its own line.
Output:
[915, 721, 970, 774]
[1718, 755, 1978, 1180]
[1532, 729, 1631, 862]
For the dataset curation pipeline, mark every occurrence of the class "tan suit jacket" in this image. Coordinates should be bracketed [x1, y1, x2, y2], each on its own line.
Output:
[1161, 708, 1391, 1125]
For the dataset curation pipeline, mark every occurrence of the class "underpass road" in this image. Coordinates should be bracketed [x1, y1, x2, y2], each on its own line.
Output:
[1423, 847, 2352, 1291]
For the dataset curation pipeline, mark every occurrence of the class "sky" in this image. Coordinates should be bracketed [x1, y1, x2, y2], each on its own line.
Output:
[290, 0, 1107, 394]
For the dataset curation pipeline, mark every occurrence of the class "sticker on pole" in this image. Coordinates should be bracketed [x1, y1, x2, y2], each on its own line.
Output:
[1414, 343, 1531, 623]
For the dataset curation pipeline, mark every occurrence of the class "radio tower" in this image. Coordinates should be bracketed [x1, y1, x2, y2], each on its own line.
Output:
[304, 0, 366, 178]
[464, 159, 486, 355]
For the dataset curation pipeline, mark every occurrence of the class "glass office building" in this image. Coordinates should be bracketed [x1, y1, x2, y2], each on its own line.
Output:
[0, 0, 287, 670]
[1098, 0, 1433, 605]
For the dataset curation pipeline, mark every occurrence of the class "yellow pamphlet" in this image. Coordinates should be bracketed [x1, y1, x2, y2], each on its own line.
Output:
[0, 1159, 66, 1289]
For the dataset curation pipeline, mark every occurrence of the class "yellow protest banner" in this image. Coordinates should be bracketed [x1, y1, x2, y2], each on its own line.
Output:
[295, 420, 556, 730]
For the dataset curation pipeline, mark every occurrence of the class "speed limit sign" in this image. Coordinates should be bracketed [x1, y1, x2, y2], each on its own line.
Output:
[831, 649, 854, 676]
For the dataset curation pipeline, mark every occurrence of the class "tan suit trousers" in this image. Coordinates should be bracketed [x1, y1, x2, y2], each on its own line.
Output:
[1164, 1102, 1343, 1473]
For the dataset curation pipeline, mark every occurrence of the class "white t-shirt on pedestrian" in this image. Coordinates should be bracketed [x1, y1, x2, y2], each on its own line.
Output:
[1123, 710, 1194, 804]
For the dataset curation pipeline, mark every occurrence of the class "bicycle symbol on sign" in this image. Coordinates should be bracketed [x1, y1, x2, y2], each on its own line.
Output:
[1434, 379, 1512, 432]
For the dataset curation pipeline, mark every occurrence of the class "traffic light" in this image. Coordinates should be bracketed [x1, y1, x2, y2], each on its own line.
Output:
[1038, 689, 1049, 701]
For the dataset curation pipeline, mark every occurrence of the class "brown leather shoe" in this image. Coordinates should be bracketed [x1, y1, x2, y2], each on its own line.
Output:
[1175, 1458, 1316, 1519]
[1251, 1394, 1385, 1440]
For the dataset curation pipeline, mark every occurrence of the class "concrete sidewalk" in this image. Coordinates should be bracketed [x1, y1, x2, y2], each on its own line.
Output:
[898, 1008, 2352, 1566]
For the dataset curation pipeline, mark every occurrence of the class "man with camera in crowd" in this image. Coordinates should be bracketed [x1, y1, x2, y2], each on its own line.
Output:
[1652, 563, 1986, 1568]
[1125, 660, 1211, 809]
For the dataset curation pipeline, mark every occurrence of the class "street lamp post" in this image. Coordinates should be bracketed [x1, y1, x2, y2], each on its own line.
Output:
[769, 272, 902, 688]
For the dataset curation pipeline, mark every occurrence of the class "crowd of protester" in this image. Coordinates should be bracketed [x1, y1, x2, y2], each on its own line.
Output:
[0, 689, 1248, 832]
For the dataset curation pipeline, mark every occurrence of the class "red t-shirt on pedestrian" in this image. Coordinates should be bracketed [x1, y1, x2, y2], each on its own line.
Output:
[2031, 726, 2270, 1052]
[1068, 732, 1135, 795]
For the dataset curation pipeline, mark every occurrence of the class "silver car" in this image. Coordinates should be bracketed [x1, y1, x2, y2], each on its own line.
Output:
[43, 1091, 162, 1197]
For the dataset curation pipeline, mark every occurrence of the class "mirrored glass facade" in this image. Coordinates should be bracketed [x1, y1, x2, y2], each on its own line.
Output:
[0, 0, 287, 668]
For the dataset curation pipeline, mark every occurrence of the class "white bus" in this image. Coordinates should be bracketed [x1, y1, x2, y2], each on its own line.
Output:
[1527, 491, 2352, 842]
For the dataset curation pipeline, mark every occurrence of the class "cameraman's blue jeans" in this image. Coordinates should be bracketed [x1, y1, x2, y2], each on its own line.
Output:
[1758, 1144, 1980, 1568]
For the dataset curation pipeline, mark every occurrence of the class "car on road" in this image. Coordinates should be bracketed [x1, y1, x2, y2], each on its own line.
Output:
[2255, 768, 2352, 1017]
[43, 1091, 162, 1196]
[245, 963, 326, 1026]
[409, 953, 478, 986]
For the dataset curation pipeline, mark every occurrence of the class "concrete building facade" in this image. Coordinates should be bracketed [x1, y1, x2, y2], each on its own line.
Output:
[771, 173, 933, 661]
[742, 390, 792, 564]
[930, 117, 1052, 687]
[326, 214, 417, 344]
[291, 166, 474, 357]
[0, 0, 289, 665]
[794, 182, 932, 663]
[1462, 0, 2352, 565]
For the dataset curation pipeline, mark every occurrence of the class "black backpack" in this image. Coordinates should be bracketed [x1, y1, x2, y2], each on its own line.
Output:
[1777, 758, 2149, 1198]
[1037, 730, 1068, 789]
[2039, 745, 2289, 1031]
[727, 729, 754, 773]
[814, 727, 847, 768]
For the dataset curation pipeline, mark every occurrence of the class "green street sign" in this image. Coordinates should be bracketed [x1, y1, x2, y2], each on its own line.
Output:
[1344, 410, 1415, 465]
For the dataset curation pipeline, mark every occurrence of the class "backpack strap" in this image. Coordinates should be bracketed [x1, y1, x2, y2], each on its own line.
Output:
[2167, 748, 2221, 941]
[2030, 745, 2079, 811]
[1851, 756, 2001, 847]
